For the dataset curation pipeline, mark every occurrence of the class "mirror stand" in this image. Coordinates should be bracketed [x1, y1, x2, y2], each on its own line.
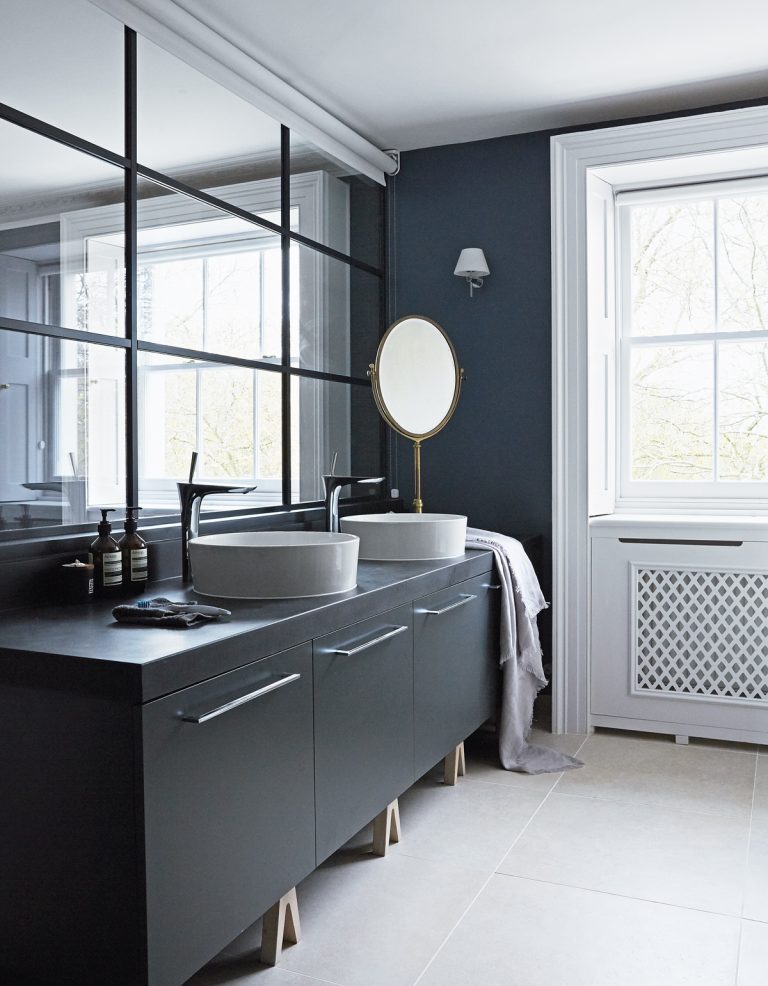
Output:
[413, 440, 423, 513]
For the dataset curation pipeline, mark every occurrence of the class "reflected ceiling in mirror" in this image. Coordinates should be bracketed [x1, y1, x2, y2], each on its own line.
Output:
[371, 316, 462, 440]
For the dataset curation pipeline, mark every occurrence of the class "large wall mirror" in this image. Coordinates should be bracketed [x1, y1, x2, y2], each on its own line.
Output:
[370, 316, 464, 511]
[0, 0, 385, 536]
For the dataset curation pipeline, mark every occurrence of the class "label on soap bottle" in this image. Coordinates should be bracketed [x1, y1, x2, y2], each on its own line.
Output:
[102, 551, 123, 586]
[130, 548, 148, 582]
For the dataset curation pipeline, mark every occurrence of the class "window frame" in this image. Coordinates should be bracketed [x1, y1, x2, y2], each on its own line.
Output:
[616, 183, 768, 509]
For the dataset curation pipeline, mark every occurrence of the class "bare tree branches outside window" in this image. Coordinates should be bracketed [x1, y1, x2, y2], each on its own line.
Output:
[627, 194, 768, 485]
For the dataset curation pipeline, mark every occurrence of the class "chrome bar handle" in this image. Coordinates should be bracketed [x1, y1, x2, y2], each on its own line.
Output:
[423, 593, 477, 616]
[334, 624, 409, 656]
[180, 673, 301, 724]
[482, 583, 502, 590]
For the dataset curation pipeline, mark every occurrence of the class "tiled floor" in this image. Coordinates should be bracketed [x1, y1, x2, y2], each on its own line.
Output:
[186, 727, 768, 986]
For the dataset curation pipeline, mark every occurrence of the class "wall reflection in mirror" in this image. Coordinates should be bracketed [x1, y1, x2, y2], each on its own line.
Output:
[0, 329, 125, 531]
[0, 0, 124, 152]
[0, 120, 125, 338]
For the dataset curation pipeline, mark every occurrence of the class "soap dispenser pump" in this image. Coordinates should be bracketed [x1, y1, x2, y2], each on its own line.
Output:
[89, 508, 123, 594]
[118, 507, 148, 592]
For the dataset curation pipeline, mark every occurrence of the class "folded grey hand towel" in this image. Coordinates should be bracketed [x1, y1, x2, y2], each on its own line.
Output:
[112, 605, 205, 628]
[112, 598, 230, 628]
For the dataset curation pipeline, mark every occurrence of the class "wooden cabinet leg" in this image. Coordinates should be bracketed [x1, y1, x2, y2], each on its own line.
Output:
[372, 799, 401, 856]
[444, 741, 466, 785]
[261, 886, 301, 966]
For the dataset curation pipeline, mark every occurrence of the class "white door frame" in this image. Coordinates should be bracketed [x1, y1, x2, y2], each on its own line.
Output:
[551, 103, 768, 734]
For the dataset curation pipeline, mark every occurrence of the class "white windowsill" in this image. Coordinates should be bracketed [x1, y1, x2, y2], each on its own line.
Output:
[589, 513, 768, 541]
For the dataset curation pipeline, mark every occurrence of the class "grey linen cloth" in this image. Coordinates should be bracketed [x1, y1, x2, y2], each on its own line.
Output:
[112, 597, 229, 628]
[465, 528, 582, 774]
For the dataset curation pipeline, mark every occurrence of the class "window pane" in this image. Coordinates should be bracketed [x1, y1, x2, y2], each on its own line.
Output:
[0, 328, 125, 533]
[292, 243, 382, 377]
[291, 133, 383, 267]
[137, 37, 282, 225]
[629, 202, 714, 336]
[630, 344, 713, 480]
[719, 341, 768, 480]
[0, 0, 124, 152]
[136, 179, 281, 361]
[138, 353, 282, 516]
[292, 377, 381, 502]
[0, 121, 125, 336]
[718, 195, 768, 332]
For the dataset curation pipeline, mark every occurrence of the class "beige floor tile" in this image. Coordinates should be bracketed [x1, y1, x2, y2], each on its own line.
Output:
[557, 729, 756, 817]
[276, 851, 488, 986]
[497, 792, 749, 915]
[744, 758, 768, 922]
[737, 919, 768, 986]
[394, 774, 545, 871]
[751, 755, 768, 824]
[417, 875, 740, 986]
[743, 831, 768, 923]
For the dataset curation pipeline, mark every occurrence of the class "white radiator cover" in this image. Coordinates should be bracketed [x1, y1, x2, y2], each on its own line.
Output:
[590, 532, 768, 744]
[633, 565, 768, 705]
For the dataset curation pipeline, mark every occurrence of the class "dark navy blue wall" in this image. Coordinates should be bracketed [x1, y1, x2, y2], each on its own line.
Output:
[392, 130, 553, 567]
[391, 97, 768, 609]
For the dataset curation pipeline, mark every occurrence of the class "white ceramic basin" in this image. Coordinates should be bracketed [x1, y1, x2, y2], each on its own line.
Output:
[340, 513, 467, 561]
[189, 531, 359, 599]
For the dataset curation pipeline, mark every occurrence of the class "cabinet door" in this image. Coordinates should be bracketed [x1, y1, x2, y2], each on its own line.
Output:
[142, 643, 314, 986]
[313, 604, 414, 863]
[413, 574, 499, 778]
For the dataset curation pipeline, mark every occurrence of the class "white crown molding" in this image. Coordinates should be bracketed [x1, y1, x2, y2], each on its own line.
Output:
[87, 0, 396, 184]
[550, 103, 768, 735]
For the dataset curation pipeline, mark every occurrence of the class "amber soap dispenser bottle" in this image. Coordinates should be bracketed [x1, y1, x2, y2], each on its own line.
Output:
[89, 508, 123, 595]
[118, 507, 148, 592]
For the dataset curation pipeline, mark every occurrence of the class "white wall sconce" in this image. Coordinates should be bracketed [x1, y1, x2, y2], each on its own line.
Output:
[454, 248, 490, 298]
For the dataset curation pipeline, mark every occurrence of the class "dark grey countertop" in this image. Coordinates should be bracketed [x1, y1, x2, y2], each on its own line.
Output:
[0, 549, 494, 703]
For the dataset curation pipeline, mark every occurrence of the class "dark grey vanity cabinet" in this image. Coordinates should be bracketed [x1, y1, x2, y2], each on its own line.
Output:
[141, 643, 315, 986]
[413, 574, 499, 778]
[0, 551, 504, 986]
[313, 604, 415, 863]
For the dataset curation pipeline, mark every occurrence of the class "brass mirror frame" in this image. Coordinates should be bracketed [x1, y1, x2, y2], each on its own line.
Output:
[369, 315, 465, 513]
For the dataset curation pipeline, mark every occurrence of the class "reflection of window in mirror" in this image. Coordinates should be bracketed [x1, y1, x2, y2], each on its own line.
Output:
[138, 354, 283, 516]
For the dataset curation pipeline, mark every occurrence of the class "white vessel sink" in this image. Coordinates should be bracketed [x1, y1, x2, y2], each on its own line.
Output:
[188, 532, 359, 599]
[340, 513, 467, 561]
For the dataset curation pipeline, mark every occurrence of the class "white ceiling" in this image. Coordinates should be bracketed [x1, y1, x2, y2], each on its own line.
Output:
[175, 0, 768, 151]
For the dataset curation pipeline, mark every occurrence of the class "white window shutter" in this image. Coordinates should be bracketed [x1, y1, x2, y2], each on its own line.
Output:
[586, 173, 616, 517]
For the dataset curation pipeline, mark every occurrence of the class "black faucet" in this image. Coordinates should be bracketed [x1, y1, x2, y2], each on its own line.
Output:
[322, 453, 385, 533]
[177, 453, 257, 583]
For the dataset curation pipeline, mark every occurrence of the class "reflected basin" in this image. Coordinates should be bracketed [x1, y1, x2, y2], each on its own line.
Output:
[340, 513, 467, 561]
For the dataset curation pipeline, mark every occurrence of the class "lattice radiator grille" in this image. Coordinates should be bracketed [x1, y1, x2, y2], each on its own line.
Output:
[634, 567, 768, 703]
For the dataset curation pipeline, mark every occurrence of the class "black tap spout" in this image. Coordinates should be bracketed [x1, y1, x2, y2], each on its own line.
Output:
[322, 475, 385, 533]
[177, 482, 257, 583]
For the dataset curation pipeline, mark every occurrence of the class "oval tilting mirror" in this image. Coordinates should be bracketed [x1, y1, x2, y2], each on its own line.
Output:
[370, 315, 464, 512]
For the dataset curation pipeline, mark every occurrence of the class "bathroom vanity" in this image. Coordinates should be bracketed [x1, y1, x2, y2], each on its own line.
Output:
[0, 548, 501, 986]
